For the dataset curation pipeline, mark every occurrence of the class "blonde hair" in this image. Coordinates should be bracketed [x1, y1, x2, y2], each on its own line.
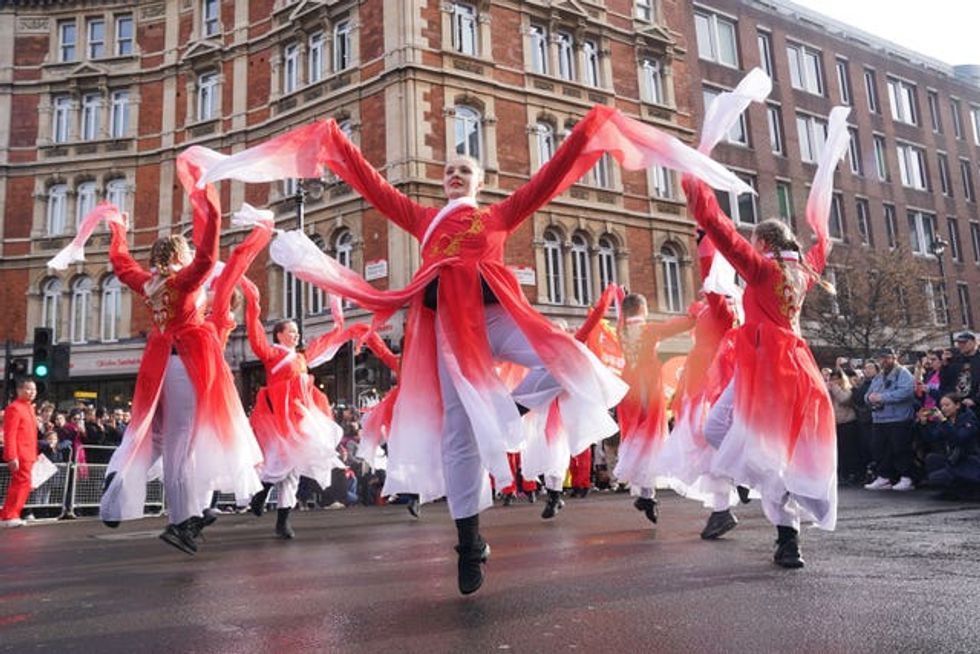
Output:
[753, 219, 835, 294]
[444, 155, 485, 185]
[149, 235, 190, 275]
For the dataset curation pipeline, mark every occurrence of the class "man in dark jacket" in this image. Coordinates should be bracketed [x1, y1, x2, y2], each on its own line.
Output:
[942, 332, 980, 406]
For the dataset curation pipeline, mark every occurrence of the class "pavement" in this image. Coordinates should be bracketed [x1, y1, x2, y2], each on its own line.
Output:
[1, 487, 979, 653]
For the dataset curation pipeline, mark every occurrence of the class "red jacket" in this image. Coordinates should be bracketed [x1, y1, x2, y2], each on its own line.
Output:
[3, 398, 38, 464]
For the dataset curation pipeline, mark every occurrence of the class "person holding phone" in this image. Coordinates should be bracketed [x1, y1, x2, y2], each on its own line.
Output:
[920, 394, 980, 495]
[864, 348, 918, 492]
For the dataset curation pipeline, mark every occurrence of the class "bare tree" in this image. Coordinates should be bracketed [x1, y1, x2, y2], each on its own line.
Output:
[804, 246, 949, 360]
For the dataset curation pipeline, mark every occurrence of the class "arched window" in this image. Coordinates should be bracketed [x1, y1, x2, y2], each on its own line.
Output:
[598, 235, 617, 289]
[660, 244, 683, 313]
[76, 181, 97, 228]
[70, 276, 93, 343]
[42, 278, 63, 342]
[535, 122, 555, 169]
[334, 229, 353, 268]
[106, 178, 127, 211]
[571, 233, 592, 306]
[101, 275, 122, 342]
[47, 184, 68, 235]
[454, 105, 482, 161]
[543, 228, 564, 304]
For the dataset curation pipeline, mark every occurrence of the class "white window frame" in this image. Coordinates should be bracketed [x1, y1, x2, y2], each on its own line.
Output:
[757, 31, 773, 77]
[787, 43, 823, 95]
[543, 229, 564, 304]
[451, 2, 478, 56]
[530, 24, 548, 75]
[864, 69, 879, 113]
[110, 90, 129, 138]
[829, 193, 844, 241]
[335, 229, 353, 269]
[116, 15, 134, 57]
[716, 173, 758, 225]
[925, 281, 948, 326]
[847, 127, 862, 175]
[333, 20, 351, 71]
[694, 10, 738, 68]
[971, 107, 980, 146]
[76, 181, 97, 228]
[856, 198, 871, 246]
[652, 165, 673, 199]
[107, 178, 127, 212]
[836, 58, 850, 105]
[660, 245, 684, 313]
[949, 217, 963, 263]
[887, 78, 918, 126]
[589, 154, 612, 189]
[907, 209, 937, 256]
[951, 99, 964, 139]
[70, 277, 93, 344]
[641, 58, 664, 104]
[767, 104, 783, 155]
[283, 270, 302, 320]
[535, 122, 555, 169]
[59, 20, 77, 62]
[635, 0, 654, 22]
[971, 221, 980, 263]
[957, 283, 974, 329]
[81, 93, 100, 141]
[283, 43, 299, 94]
[87, 18, 105, 59]
[873, 134, 888, 181]
[47, 184, 69, 235]
[583, 40, 600, 88]
[598, 236, 617, 289]
[453, 105, 482, 161]
[198, 73, 218, 121]
[42, 279, 62, 343]
[557, 31, 575, 81]
[796, 113, 827, 164]
[202, 0, 219, 38]
[927, 90, 941, 133]
[570, 233, 593, 306]
[308, 32, 325, 83]
[100, 275, 122, 342]
[884, 203, 898, 250]
[776, 181, 793, 222]
[961, 158, 976, 202]
[897, 143, 927, 191]
[53, 96, 72, 143]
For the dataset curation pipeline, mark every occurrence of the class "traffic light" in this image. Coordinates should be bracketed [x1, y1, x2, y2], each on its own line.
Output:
[52, 343, 70, 382]
[33, 327, 53, 379]
[5, 357, 30, 403]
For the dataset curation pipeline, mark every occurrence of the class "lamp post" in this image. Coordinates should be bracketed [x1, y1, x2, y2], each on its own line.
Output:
[293, 179, 307, 345]
[931, 235, 954, 346]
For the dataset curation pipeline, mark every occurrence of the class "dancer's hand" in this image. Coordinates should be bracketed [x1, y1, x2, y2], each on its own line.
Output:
[8, 458, 19, 472]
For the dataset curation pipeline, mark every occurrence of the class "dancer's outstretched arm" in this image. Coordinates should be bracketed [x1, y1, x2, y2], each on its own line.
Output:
[108, 219, 151, 294]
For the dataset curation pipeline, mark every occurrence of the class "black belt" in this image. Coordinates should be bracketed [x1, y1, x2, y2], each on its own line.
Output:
[170, 345, 179, 356]
[423, 277, 499, 310]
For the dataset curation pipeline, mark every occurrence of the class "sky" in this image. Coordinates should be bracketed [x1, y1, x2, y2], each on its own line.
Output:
[790, 0, 980, 67]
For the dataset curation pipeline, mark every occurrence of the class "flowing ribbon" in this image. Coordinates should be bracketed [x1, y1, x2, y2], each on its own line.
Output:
[46, 202, 126, 271]
[806, 106, 852, 252]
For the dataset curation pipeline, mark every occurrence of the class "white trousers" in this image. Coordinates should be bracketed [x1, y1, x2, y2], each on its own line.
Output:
[439, 305, 562, 520]
[275, 471, 299, 510]
[156, 355, 200, 526]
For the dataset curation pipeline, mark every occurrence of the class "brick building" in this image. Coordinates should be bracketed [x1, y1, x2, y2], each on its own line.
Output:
[0, 0, 701, 407]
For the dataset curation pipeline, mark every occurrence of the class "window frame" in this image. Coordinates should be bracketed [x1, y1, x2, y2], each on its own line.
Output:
[53, 95, 72, 144]
[529, 24, 548, 75]
[115, 15, 134, 57]
[543, 228, 564, 304]
[949, 216, 963, 263]
[100, 275, 122, 343]
[47, 184, 69, 235]
[42, 279, 63, 343]
[887, 77, 918, 126]
[896, 142, 928, 191]
[451, 2, 478, 56]
[333, 20, 352, 72]
[884, 203, 898, 249]
[76, 181, 97, 228]
[453, 105, 482, 161]
[796, 112, 828, 164]
[660, 244, 684, 313]
[202, 0, 219, 38]
[58, 20, 77, 62]
[864, 68, 879, 113]
[110, 90, 129, 138]
[81, 93, 101, 141]
[641, 58, 664, 105]
[308, 32, 325, 84]
[70, 276, 93, 344]
[87, 18, 106, 59]
[961, 158, 976, 202]
[787, 42, 824, 95]
[835, 58, 851, 105]
[197, 72, 219, 122]
[694, 10, 738, 68]
[570, 233, 593, 307]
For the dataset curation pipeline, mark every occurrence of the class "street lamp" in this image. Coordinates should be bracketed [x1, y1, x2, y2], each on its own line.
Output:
[931, 235, 954, 346]
[293, 179, 324, 345]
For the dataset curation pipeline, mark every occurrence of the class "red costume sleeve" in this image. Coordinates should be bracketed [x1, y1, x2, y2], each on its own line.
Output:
[304, 326, 350, 366]
[320, 121, 429, 239]
[242, 277, 276, 363]
[805, 238, 828, 277]
[682, 175, 767, 285]
[172, 188, 219, 293]
[706, 292, 735, 325]
[3, 404, 24, 462]
[575, 284, 620, 342]
[498, 105, 614, 232]
[211, 226, 271, 322]
[364, 332, 400, 372]
[108, 222, 151, 294]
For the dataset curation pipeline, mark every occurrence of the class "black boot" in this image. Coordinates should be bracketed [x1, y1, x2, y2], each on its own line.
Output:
[275, 507, 295, 539]
[700, 509, 738, 539]
[101, 472, 121, 528]
[633, 497, 659, 524]
[502, 493, 515, 507]
[159, 520, 198, 555]
[406, 494, 421, 519]
[773, 526, 804, 569]
[526, 489, 538, 503]
[250, 482, 273, 517]
[454, 515, 490, 595]
[541, 489, 564, 519]
[737, 485, 752, 504]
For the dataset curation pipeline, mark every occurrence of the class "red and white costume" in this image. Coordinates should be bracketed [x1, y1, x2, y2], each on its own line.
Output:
[99, 174, 262, 525]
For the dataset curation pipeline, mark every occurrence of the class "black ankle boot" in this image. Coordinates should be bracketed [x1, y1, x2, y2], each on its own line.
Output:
[737, 485, 752, 504]
[700, 509, 738, 539]
[633, 497, 659, 524]
[406, 494, 421, 518]
[250, 482, 273, 517]
[773, 526, 804, 568]
[454, 515, 489, 595]
[541, 489, 564, 519]
[276, 507, 295, 539]
[159, 520, 198, 555]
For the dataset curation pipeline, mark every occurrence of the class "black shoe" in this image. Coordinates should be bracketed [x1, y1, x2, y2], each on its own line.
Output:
[455, 539, 490, 595]
[186, 516, 207, 542]
[102, 519, 120, 529]
[633, 497, 659, 524]
[541, 490, 564, 519]
[159, 522, 198, 555]
[202, 508, 219, 528]
[576, 487, 590, 498]
[275, 508, 295, 539]
[614, 483, 629, 494]
[502, 493, 515, 507]
[407, 497, 421, 518]
[250, 483, 273, 517]
[700, 509, 738, 539]
[737, 485, 752, 504]
[773, 526, 804, 568]
[526, 490, 538, 504]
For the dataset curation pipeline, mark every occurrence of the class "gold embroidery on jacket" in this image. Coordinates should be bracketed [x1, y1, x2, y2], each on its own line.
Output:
[428, 210, 487, 258]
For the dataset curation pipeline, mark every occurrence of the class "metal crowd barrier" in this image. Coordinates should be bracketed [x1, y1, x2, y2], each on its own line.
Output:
[0, 460, 71, 516]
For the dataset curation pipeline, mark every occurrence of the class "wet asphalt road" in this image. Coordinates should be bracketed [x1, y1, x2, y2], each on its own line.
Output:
[1, 488, 979, 653]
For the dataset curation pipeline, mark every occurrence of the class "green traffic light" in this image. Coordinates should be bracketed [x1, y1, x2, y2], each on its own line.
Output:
[34, 363, 50, 378]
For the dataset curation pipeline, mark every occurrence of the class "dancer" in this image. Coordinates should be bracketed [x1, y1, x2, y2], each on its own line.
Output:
[1, 379, 38, 527]
[680, 109, 849, 568]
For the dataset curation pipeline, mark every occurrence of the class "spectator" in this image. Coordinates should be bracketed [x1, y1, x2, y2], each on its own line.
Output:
[36, 401, 55, 438]
[106, 408, 126, 446]
[864, 348, 918, 492]
[915, 350, 944, 410]
[942, 332, 980, 406]
[36, 430, 70, 508]
[919, 394, 980, 497]
[60, 409, 87, 463]
[828, 369, 862, 485]
[84, 408, 114, 463]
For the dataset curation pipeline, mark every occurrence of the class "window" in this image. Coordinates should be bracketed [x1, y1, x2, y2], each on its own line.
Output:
[651, 165, 672, 199]
[927, 90, 942, 133]
[282, 178, 297, 197]
[116, 15, 134, 56]
[884, 203, 897, 249]
[202, 0, 219, 37]
[715, 173, 758, 225]
[70, 277, 93, 344]
[926, 281, 948, 326]
[952, 99, 964, 139]
[283, 43, 299, 93]
[110, 90, 129, 138]
[76, 181, 97, 227]
[107, 178, 127, 211]
[589, 154, 612, 189]
[829, 193, 844, 241]
[767, 105, 784, 154]
[873, 134, 888, 181]
[897, 143, 928, 190]
[598, 236, 617, 289]
[451, 2, 478, 56]
[530, 25, 548, 75]
[87, 19, 105, 59]
[907, 210, 937, 256]
[796, 113, 827, 164]
[570, 233, 592, 306]
[887, 78, 918, 125]
[757, 31, 773, 77]
[583, 40, 600, 87]
[47, 184, 68, 235]
[308, 32, 324, 83]
[962, 158, 976, 202]
[787, 43, 823, 95]
[824, 268, 841, 315]
[856, 198, 872, 245]
[704, 87, 747, 145]
[864, 69, 879, 113]
[334, 229, 353, 269]
[59, 20, 77, 62]
[42, 279, 62, 343]
[938, 153, 952, 197]
[198, 73, 218, 121]
[949, 217, 963, 262]
[81, 93, 100, 141]
[641, 58, 664, 104]
[776, 182, 793, 222]
[971, 107, 980, 146]
[101, 275, 122, 342]
[660, 245, 684, 313]
[557, 32, 575, 81]
[454, 105, 481, 160]
[847, 127, 862, 175]
[543, 229, 564, 304]
[972, 222, 980, 263]
[836, 59, 850, 105]
[535, 122, 555, 169]
[957, 283, 974, 329]
[53, 96, 71, 143]
[694, 10, 738, 67]
[635, 0, 654, 21]
[283, 270, 302, 320]
[334, 20, 351, 71]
